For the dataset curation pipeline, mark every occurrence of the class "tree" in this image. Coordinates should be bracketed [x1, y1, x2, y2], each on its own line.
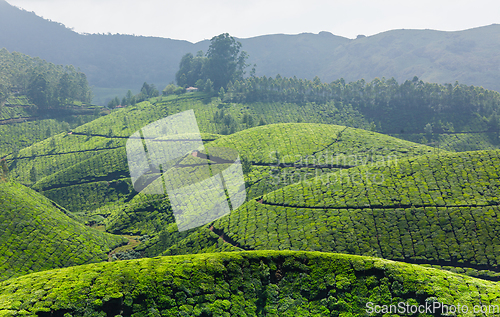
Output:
[57, 73, 72, 105]
[126, 90, 134, 104]
[0, 159, 9, 182]
[205, 33, 248, 90]
[27, 72, 48, 110]
[218, 87, 225, 101]
[140, 82, 159, 99]
[163, 84, 176, 96]
[108, 96, 119, 109]
[204, 79, 214, 94]
[76, 72, 91, 103]
[175, 52, 207, 88]
[424, 123, 433, 135]
[30, 166, 38, 184]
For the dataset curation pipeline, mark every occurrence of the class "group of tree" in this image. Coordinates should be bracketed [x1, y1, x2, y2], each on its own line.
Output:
[219, 75, 500, 134]
[107, 82, 159, 109]
[175, 33, 248, 91]
[0, 48, 92, 112]
[172, 33, 500, 131]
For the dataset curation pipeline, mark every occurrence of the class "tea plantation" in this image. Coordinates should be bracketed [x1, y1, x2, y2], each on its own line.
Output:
[0, 180, 126, 282]
[161, 150, 500, 278]
[3, 92, 500, 315]
[95, 123, 440, 255]
[2, 251, 500, 317]
[3, 94, 442, 214]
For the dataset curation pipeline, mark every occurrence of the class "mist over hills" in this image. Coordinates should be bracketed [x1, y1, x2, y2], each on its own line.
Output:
[1, 0, 500, 104]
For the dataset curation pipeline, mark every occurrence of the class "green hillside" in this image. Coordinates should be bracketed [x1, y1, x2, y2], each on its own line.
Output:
[4, 94, 371, 214]
[6, 92, 447, 214]
[100, 123, 441, 242]
[0, 117, 101, 158]
[1, 251, 500, 317]
[162, 151, 500, 277]
[0, 180, 126, 282]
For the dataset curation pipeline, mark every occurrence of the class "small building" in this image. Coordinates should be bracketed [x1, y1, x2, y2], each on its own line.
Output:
[186, 87, 198, 93]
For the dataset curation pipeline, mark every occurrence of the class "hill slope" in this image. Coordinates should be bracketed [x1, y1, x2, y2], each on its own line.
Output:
[163, 150, 500, 277]
[0, 180, 125, 281]
[102, 123, 441, 238]
[1, 251, 499, 317]
[5, 94, 372, 214]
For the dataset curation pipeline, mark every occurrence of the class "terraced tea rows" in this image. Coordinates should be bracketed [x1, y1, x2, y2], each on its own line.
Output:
[97, 124, 438, 249]
[1, 251, 499, 317]
[165, 151, 500, 277]
[0, 119, 74, 157]
[262, 150, 500, 208]
[3, 92, 475, 218]
[0, 181, 126, 281]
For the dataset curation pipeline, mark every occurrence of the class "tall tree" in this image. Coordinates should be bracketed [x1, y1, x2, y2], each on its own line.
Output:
[205, 33, 248, 90]
[27, 72, 48, 110]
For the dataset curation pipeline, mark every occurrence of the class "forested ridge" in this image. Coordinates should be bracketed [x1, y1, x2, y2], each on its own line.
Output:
[0, 48, 92, 114]
[198, 75, 500, 137]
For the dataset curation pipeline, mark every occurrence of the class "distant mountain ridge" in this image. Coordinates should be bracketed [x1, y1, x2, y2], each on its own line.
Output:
[1, 0, 499, 101]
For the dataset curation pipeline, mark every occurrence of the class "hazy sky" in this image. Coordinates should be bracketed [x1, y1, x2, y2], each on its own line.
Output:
[6, 0, 500, 42]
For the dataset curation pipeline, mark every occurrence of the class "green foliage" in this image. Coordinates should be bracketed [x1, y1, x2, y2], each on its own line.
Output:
[0, 159, 8, 182]
[175, 33, 248, 90]
[96, 123, 437, 256]
[5, 95, 373, 215]
[3, 92, 498, 269]
[0, 181, 125, 281]
[222, 76, 500, 150]
[1, 251, 499, 317]
[0, 48, 92, 115]
[205, 33, 248, 90]
[162, 84, 177, 96]
[175, 51, 207, 88]
[0, 119, 76, 157]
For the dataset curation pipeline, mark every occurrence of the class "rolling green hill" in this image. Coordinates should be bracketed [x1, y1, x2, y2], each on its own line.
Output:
[1, 251, 499, 317]
[4, 93, 499, 282]
[0, 118, 98, 158]
[161, 150, 500, 278]
[4, 94, 371, 214]
[0, 180, 126, 282]
[100, 123, 441, 241]
[6, 92, 449, 215]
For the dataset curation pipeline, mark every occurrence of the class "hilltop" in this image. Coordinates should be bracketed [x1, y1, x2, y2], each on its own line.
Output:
[0, 180, 125, 281]
[1, 251, 499, 316]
